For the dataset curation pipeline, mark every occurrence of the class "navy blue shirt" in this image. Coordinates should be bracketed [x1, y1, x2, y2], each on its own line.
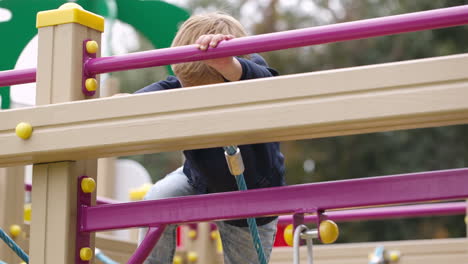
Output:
[135, 54, 286, 226]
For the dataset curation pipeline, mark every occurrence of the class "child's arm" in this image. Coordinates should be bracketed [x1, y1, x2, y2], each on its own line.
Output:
[196, 34, 242, 81]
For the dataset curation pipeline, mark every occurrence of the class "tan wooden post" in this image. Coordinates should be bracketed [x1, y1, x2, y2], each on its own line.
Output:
[0, 167, 25, 263]
[29, 3, 103, 264]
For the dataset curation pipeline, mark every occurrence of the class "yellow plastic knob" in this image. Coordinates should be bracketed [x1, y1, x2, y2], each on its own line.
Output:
[389, 251, 401, 262]
[85, 78, 98, 92]
[188, 229, 197, 240]
[283, 224, 294, 246]
[86, 41, 99, 54]
[24, 204, 32, 222]
[173, 255, 183, 264]
[187, 251, 198, 263]
[80, 247, 93, 261]
[81, 177, 96, 193]
[9, 225, 21, 238]
[319, 220, 339, 244]
[210, 230, 219, 240]
[59, 3, 84, 10]
[465, 216, 468, 224]
[15, 122, 33, 140]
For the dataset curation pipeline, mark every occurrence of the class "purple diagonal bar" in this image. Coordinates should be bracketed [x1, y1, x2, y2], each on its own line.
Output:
[85, 5, 468, 75]
[128, 225, 166, 264]
[277, 202, 466, 225]
[81, 168, 468, 232]
[0, 68, 36, 87]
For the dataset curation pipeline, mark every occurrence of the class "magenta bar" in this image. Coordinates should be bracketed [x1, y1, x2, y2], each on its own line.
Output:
[81, 168, 468, 232]
[128, 225, 166, 264]
[0, 68, 36, 87]
[85, 5, 468, 75]
[277, 202, 466, 225]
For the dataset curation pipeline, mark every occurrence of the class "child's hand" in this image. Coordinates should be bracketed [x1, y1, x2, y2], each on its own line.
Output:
[195, 34, 242, 81]
[196, 34, 234, 51]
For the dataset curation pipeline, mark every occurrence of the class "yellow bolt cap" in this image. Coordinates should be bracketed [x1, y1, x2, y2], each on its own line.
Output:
[80, 247, 93, 261]
[389, 251, 401, 262]
[85, 78, 98, 92]
[81, 177, 96, 193]
[24, 204, 32, 222]
[283, 224, 294, 247]
[86, 40, 99, 54]
[15, 122, 33, 140]
[187, 251, 198, 263]
[9, 225, 22, 237]
[173, 255, 183, 264]
[188, 229, 197, 239]
[319, 220, 339, 244]
[210, 230, 219, 240]
[59, 3, 84, 10]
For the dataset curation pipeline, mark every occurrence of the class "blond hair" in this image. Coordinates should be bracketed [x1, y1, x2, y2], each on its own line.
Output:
[171, 12, 248, 87]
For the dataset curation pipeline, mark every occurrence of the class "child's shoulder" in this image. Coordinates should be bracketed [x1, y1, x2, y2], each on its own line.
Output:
[134, 76, 181, 94]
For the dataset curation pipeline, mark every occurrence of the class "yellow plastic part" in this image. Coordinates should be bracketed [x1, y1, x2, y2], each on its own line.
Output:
[187, 251, 198, 263]
[188, 229, 197, 240]
[81, 177, 96, 193]
[37, 3, 104, 32]
[80, 247, 93, 261]
[85, 78, 98, 92]
[9, 225, 22, 238]
[389, 251, 401, 262]
[24, 203, 32, 222]
[210, 230, 218, 240]
[86, 40, 99, 54]
[319, 220, 339, 244]
[173, 255, 183, 264]
[15, 122, 33, 140]
[283, 224, 294, 247]
[465, 216, 468, 224]
[129, 183, 152, 201]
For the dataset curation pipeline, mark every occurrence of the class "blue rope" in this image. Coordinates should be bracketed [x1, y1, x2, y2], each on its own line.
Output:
[0, 228, 29, 263]
[223, 146, 267, 264]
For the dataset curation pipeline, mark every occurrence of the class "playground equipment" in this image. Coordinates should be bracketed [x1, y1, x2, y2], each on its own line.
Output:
[0, 0, 189, 109]
[1, 3, 468, 264]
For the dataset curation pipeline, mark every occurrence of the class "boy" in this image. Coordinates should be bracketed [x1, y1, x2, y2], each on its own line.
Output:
[136, 12, 285, 264]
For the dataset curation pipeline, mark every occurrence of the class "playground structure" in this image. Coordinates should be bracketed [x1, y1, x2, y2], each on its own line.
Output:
[0, 3, 468, 264]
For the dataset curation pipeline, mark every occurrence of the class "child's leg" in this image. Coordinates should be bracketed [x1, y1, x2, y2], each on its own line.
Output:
[138, 167, 197, 264]
[217, 218, 278, 264]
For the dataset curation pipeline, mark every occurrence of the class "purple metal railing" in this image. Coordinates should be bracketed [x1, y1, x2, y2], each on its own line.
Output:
[81, 168, 468, 232]
[277, 202, 466, 225]
[128, 226, 167, 264]
[84, 5, 468, 75]
[1, 5, 468, 87]
[0, 68, 36, 87]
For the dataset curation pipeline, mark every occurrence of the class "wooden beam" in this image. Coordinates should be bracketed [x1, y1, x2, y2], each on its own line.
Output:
[1, 54, 468, 167]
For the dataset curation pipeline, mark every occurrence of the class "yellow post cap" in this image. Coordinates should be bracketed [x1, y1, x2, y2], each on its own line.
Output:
[319, 220, 339, 244]
[210, 230, 219, 240]
[80, 247, 93, 261]
[173, 255, 183, 264]
[9, 225, 22, 238]
[37, 3, 104, 32]
[389, 251, 401, 262]
[16, 122, 33, 140]
[24, 203, 32, 222]
[59, 3, 84, 10]
[188, 229, 197, 240]
[187, 251, 198, 263]
[283, 224, 294, 247]
[85, 78, 98, 92]
[86, 40, 99, 54]
[81, 177, 96, 193]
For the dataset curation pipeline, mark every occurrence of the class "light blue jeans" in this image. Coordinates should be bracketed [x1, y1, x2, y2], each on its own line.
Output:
[138, 167, 278, 264]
